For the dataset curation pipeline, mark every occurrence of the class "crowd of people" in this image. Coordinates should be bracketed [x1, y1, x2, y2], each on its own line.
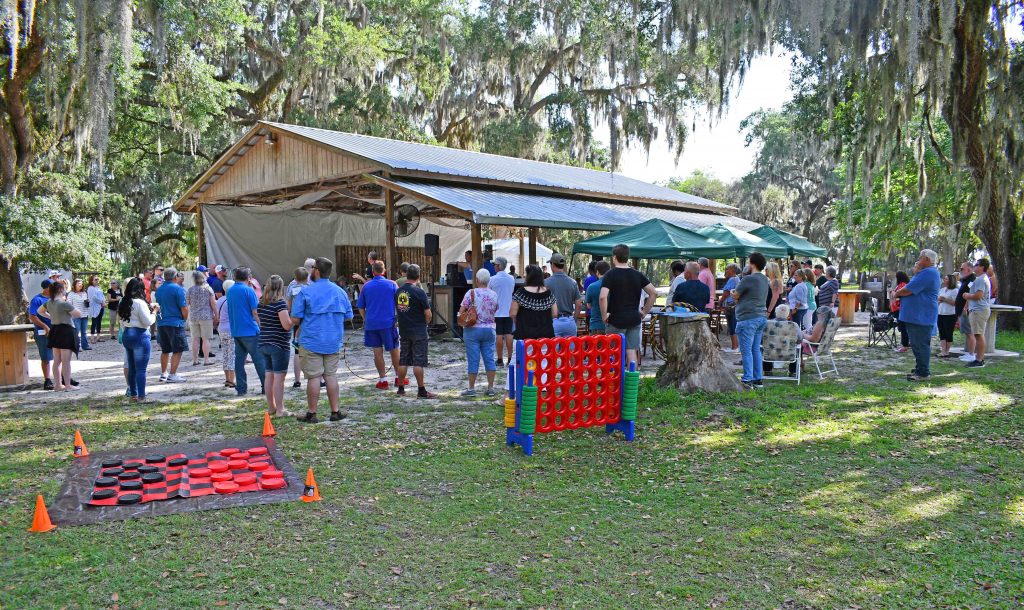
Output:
[24, 245, 1000, 403]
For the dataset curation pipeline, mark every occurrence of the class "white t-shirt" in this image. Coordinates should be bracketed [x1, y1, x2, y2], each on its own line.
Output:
[937, 287, 958, 316]
[125, 298, 157, 329]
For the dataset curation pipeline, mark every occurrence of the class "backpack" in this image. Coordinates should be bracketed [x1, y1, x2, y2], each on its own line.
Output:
[458, 289, 478, 328]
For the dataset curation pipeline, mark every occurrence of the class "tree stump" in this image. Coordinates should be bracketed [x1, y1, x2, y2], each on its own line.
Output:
[656, 315, 743, 393]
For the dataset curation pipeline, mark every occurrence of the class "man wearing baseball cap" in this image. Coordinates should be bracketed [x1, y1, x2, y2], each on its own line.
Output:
[207, 264, 226, 297]
[544, 253, 582, 337]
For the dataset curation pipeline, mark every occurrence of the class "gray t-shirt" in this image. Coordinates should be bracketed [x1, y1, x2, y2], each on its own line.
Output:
[734, 272, 769, 321]
[47, 299, 76, 326]
[967, 274, 991, 312]
[544, 272, 580, 317]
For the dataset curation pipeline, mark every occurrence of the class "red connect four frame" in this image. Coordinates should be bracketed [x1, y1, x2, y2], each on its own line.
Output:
[518, 335, 624, 433]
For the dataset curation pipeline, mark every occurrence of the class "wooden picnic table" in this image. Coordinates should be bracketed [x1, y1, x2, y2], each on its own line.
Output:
[837, 289, 871, 323]
[0, 324, 35, 388]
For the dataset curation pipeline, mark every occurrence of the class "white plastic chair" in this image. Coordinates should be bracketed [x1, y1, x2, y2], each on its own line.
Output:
[801, 317, 842, 379]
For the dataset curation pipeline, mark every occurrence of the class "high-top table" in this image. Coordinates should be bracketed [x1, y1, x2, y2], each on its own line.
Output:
[837, 289, 871, 324]
[949, 304, 1022, 358]
[0, 324, 35, 388]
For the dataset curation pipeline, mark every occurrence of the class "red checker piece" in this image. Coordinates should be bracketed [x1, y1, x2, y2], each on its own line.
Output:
[248, 461, 270, 471]
[233, 472, 257, 485]
[208, 461, 230, 473]
[211, 472, 233, 482]
[219, 447, 240, 457]
[247, 447, 268, 456]
[229, 451, 250, 460]
[262, 469, 283, 479]
[213, 481, 239, 494]
[227, 459, 248, 470]
[189, 467, 212, 477]
[259, 477, 286, 490]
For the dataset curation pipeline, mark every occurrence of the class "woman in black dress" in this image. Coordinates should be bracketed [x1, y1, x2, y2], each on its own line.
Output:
[509, 265, 557, 340]
[107, 279, 123, 339]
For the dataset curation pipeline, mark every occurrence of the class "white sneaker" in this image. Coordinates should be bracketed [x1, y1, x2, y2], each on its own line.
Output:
[958, 353, 976, 362]
[722, 347, 739, 353]
[159, 374, 167, 383]
[165, 374, 186, 383]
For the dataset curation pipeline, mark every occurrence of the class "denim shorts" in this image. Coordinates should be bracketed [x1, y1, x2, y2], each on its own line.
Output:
[33, 330, 52, 362]
[157, 325, 189, 353]
[259, 344, 291, 373]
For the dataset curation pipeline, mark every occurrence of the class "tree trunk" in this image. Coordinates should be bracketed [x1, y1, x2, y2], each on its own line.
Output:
[657, 316, 743, 393]
[0, 255, 27, 324]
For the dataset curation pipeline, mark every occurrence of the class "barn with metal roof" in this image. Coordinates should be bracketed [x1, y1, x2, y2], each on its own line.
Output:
[174, 120, 758, 280]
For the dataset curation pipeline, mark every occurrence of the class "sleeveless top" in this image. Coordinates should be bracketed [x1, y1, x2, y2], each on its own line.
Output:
[513, 287, 555, 340]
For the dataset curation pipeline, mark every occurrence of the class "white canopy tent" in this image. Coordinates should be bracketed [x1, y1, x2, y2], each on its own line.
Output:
[483, 238, 553, 270]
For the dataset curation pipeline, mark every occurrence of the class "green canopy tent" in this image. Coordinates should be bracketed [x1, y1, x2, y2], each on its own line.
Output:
[571, 219, 737, 259]
[694, 223, 790, 258]
[749, 226, 828, 258]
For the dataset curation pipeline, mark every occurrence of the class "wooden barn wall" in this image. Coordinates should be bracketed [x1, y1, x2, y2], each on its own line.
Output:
[201, 134, 377, 202]
[335, 245, 437, 284]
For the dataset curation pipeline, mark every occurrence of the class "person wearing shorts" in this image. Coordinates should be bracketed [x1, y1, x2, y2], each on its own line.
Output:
[154, 267, 189, 383]
[356, 261, 400, 390]
[28, 279, 54, 390]
[290, 257, 353, 423]
[963, 258, 992, 368]
[599, 244, 657, 366]
[395, 264, 436, 398]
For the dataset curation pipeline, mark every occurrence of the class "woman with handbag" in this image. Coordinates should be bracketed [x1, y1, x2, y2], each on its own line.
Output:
[68, 278, 92, 350]
[459, 268, 500, 397]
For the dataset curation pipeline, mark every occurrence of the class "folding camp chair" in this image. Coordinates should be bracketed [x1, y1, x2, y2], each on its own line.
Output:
[802, 317, 842, 379]
[866, 297, 898, 348]
[761, 319, 801, 384]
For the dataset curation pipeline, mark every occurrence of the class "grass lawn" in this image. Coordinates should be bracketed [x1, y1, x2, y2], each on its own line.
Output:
[1, 331, 1023, 608]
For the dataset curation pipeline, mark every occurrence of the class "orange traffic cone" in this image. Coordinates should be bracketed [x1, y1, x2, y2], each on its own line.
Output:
[301, 467, 321, 502]
[28, 495, 56, 533]
[262, 412, 276, 437]
[73, 430, 89, 458]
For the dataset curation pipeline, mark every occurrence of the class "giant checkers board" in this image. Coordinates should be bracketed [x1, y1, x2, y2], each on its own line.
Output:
[49, 437, 302, 526]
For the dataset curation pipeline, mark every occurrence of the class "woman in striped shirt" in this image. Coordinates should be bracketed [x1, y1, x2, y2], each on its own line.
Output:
[257, 275, 295, 417]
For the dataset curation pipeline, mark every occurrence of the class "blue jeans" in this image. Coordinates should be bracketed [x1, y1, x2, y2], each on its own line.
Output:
[552, 316, 578, 337]
[736, 316, 767, 383]
[259, 344, 291, 373]
[463, 326, 496, 374]
[234, 335, 266, 395]
[73, 316, 90, 349]
[122, 327, 151, 398]
[904, 322, 933, 377]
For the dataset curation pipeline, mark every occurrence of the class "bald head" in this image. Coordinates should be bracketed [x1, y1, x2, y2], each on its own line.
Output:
[684, 261, 700, 279]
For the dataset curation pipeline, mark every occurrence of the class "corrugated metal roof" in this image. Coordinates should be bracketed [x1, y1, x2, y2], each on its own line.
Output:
[262, 121, 734, 213]
[384, 179, 760, 232]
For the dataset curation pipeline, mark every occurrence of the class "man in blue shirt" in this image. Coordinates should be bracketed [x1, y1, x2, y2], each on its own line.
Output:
[207, 264, 225, 297]
[227, 266, 265, 396]
[154, 267, 189, 383]
[291, 257, 354, 423]
[357, 261, 399, 389]
[487, 257, 516, 366]
[585, 261, 610, 333]
[28, 279, 54, 389]
[895, 249, 942, 381]
[671, 262, 712, 310]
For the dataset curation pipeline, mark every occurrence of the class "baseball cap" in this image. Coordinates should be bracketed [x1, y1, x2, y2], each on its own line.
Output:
[550, 253, 566, 266]
[214, 264, 225, 272]
[197, 265, 208, 272]
[802, 259, 813, 265]
[46, 269, 60, 277]
[40, 279, 53, 289]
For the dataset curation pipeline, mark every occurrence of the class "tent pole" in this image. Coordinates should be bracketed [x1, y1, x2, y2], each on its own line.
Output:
[528, 227, 538, 266]
[471, 222, 483, 276]
[384, 188, 398, 279]
[196, 202, 207, 267]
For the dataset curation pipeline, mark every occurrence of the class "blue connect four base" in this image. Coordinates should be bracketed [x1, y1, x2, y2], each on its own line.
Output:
[605, 419, 635, 441]
[506, 428, 534, 456]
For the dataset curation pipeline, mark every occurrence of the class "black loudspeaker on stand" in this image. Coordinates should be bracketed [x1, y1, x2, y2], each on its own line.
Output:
[424, 233, 440, 256]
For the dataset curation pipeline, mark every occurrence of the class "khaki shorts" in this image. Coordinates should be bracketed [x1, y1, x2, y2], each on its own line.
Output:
[967, 309, 990, 335]
[189, 318, 214, 341]
[299, 347, 340, 379]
